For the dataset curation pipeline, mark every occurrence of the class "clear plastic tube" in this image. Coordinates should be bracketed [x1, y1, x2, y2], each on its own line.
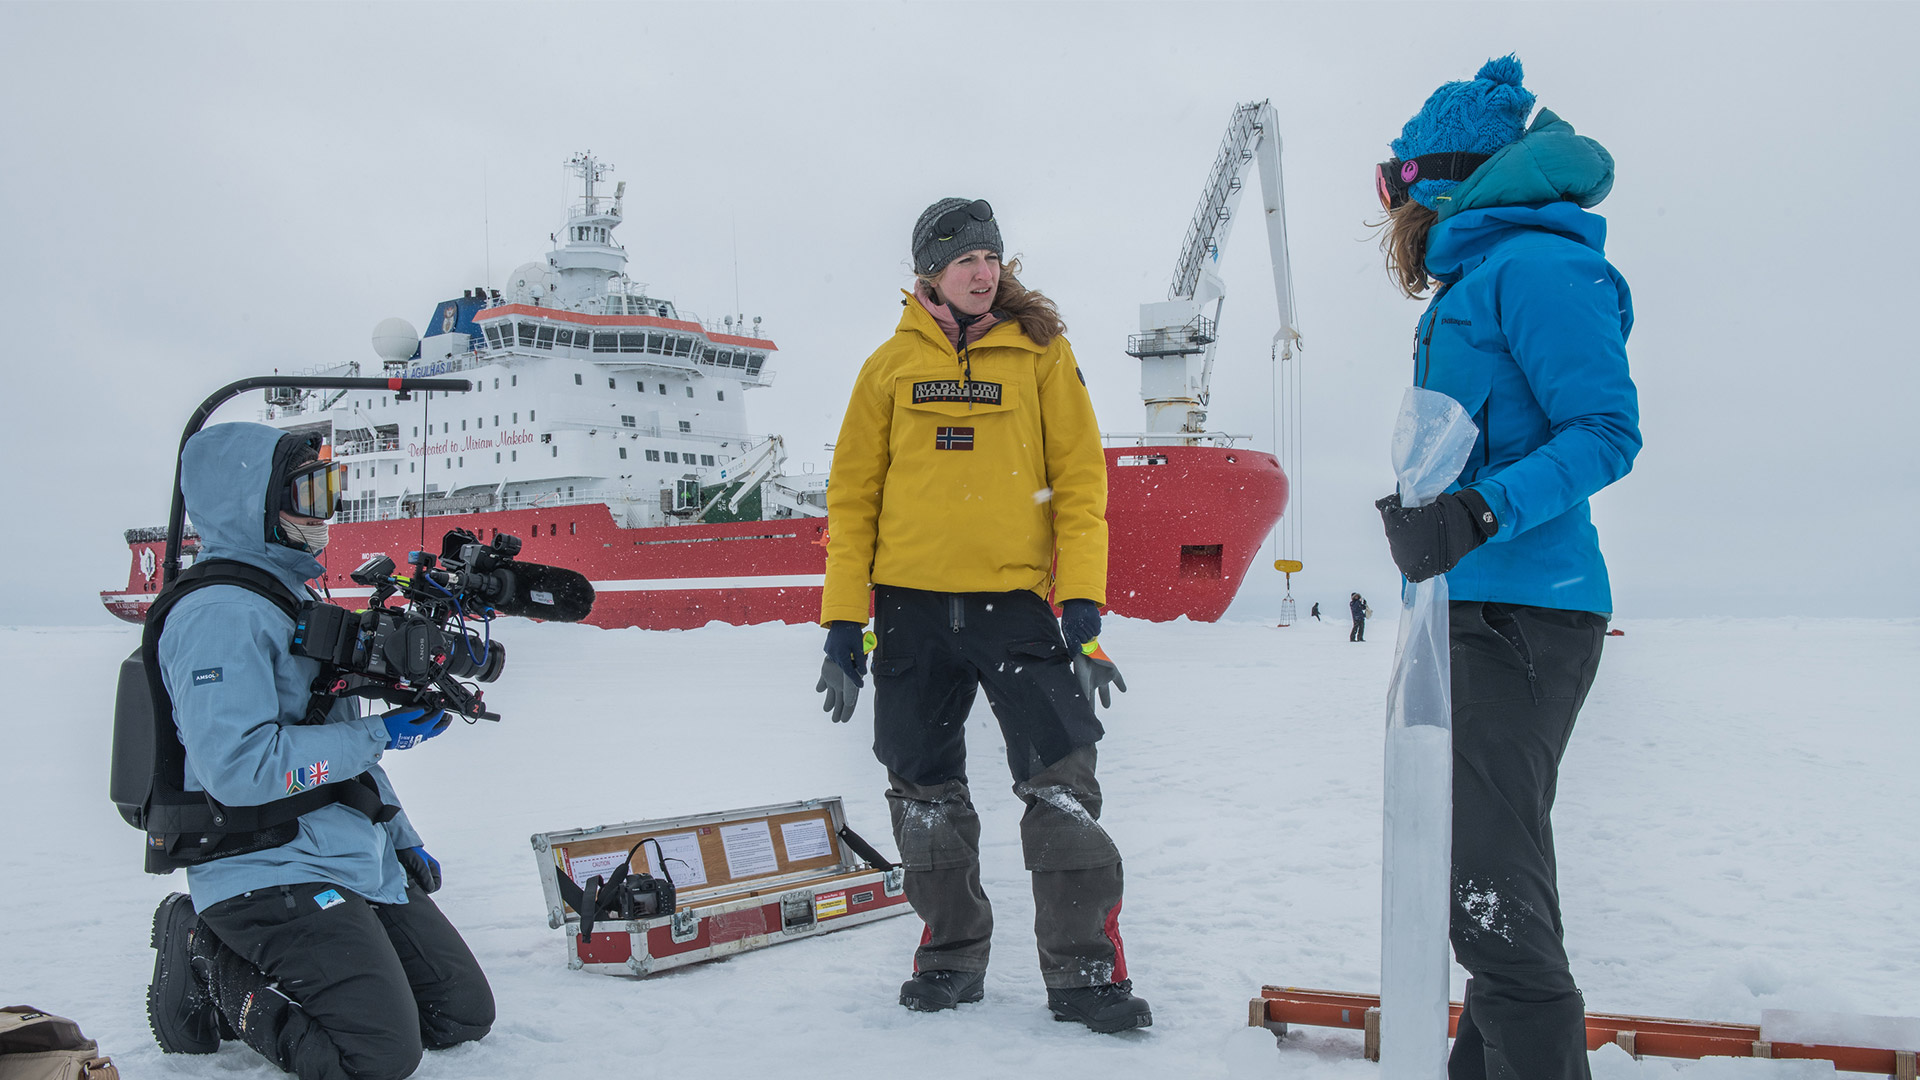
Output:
[1380, 386, 1478, 1079]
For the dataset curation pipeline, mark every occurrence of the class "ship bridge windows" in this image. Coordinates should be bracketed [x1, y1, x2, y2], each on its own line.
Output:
[516, 323, 537, 346]
[535, 326, 555, 349]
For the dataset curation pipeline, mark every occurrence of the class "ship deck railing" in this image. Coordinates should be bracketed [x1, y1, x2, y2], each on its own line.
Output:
[332, 490, 634, 525]
[1100, 431, 1256, 448]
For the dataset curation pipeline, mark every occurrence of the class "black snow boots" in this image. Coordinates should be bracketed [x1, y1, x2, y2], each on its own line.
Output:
[147, 893, 224, 1054]
[898, 969, 987, 1012]
[1047, 980, 1153, 1034]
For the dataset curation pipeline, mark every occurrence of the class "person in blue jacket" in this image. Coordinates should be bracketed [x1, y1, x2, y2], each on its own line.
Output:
[1371, 57, 1640, 1080]
[145, 422, 493, 1079]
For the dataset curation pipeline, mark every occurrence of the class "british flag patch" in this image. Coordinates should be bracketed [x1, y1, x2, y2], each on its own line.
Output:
[935, 427, 974, 451]
[305, 760, 330, 786]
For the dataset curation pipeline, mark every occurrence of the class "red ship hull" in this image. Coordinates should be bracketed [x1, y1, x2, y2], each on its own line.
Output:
[102, 446, 1287, 628]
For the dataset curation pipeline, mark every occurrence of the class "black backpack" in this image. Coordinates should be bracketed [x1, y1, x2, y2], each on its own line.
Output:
[109, 558, 394, 875]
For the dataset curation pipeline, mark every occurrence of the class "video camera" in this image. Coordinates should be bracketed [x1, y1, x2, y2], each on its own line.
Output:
[292, 528, 594, 721]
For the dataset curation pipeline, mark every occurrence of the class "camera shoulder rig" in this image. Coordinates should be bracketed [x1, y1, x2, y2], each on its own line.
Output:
[110, 558, 399, 875]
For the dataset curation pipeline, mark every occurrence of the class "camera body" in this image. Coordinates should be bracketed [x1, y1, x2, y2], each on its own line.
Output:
[606, 873, 677, 919]
[291, 529, 590, 721]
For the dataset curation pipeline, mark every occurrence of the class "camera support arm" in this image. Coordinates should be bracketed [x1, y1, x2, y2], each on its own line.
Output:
[164, 376, 473, 584]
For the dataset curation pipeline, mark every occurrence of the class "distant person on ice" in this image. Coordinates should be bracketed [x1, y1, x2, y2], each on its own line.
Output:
[1371, 56, 1640, 1080]
[812, 197, 1148, 1033]
[145, 424, 494, 1078]
[1349, 592, 1367, 641]
[1310, 601, 1321, 621]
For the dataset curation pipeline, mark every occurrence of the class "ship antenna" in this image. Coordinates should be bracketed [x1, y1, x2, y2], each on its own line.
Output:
[731, 216, 742, 324]
[483, 158, 493, 293]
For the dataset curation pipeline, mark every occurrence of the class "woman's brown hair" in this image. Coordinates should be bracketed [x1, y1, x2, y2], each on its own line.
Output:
[917, 258, 1067, 347]
[1377, 199, 1440, 300]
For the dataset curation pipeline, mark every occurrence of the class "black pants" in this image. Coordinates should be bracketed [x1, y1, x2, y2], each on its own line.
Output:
[1448, 601, 1607, 1080]
[200, 882, 494, 1080]
[1351, 616, 1366, 641]
[870, 585, 1103, 787]
[871, 585, 1125, 986]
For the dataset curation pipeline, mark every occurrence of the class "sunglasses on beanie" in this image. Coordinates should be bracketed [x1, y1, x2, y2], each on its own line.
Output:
[933, 199, 993, 241]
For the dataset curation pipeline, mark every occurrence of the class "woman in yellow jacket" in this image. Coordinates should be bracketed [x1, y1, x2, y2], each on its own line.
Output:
[815, 198, 1148, 1033]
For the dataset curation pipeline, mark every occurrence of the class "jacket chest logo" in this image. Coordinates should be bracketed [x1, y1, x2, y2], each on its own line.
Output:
[913, 380, 1002, 406]
[935, 427, 975, 451]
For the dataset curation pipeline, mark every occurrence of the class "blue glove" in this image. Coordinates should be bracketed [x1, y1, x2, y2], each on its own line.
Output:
[397, 846, 442, 893]
[381, 705, 450, 750]
[1059, 599, 1102, 653]
[822, 621, 868, 686]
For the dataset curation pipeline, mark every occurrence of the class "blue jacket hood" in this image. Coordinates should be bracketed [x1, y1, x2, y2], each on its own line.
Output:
[1435, 108, 1614, 221]
[180, 423, 322, 592]
[1426, 200, 1609, 284]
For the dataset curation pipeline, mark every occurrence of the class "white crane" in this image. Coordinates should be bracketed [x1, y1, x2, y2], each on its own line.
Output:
[1128, 100, 1301, 444]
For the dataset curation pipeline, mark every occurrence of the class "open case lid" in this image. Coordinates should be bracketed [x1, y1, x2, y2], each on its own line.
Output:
[531, 797, 872, 929]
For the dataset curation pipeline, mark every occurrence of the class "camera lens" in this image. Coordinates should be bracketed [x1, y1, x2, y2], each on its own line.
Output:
[441, 633, 505, 682]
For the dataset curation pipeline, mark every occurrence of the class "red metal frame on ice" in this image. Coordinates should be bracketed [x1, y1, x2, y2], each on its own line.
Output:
[1248, 987, 1919, 1078]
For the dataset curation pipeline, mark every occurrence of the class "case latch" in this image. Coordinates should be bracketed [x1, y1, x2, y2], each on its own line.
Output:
[669, 908, 700, 943]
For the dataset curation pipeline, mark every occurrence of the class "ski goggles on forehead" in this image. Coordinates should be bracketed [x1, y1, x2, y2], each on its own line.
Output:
[285, 460, 348, 519]
[933, 199, 993, 241]
[1375, 152, 1492, 211]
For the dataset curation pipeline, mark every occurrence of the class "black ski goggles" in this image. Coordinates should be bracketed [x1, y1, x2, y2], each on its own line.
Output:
[284, 458, 348, 519]
[932, 199, 993, 241]
[1375, 152, 1492, 211]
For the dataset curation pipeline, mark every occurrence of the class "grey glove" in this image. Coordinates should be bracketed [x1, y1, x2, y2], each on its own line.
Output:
[815, 656, 860, 724]
[1072, 643, 1127, 709]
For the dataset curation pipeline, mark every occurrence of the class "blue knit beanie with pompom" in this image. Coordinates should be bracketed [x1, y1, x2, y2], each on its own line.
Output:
[1392, 55, 1536, 209]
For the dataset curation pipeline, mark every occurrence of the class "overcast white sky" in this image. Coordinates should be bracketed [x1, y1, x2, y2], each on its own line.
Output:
[2, 2, 1914, 626]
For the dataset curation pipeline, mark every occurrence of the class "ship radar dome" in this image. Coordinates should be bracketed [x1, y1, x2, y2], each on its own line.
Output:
[372, 317, 420, 364]
[506, 261, 557, 306]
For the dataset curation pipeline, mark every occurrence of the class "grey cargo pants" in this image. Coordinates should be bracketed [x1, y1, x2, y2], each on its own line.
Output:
[888, 746, 1126, 988]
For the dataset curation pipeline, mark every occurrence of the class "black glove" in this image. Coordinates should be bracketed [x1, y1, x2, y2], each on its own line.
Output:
[822, 621, 868, 685]
[1375, 488, 1499, 584]
[1059, 599, 1101, 653]
[396, 846, 442, 894]
[816, 622, 868, 725]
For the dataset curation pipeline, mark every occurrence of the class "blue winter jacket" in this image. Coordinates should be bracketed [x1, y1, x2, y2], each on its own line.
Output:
[158, 423, 420, 909]
[1415, 111, 1641, 614]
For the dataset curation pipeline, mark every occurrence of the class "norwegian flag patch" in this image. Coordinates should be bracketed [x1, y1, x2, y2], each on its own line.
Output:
[935, 427, 974, 451]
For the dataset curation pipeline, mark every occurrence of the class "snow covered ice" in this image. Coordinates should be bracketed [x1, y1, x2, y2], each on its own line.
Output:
[3, 615, 1916, 1079]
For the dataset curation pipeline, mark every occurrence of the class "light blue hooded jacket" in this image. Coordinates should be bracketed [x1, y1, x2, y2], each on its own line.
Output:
[1415, 110, 1642, 613]
[158, 422, 420, 909]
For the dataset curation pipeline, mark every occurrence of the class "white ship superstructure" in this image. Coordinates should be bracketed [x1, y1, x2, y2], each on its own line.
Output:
[262, 153, 825, 530]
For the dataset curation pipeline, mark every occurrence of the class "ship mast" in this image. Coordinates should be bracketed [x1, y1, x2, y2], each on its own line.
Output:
[549, 152, 628, 307]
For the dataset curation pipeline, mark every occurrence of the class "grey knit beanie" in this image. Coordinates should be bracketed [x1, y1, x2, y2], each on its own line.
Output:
[912, 197, 1003, 275]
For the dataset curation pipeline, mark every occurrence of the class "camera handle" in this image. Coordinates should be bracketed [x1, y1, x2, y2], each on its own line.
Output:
[163, 376, 473, 585]
[331, 680, 501, 723]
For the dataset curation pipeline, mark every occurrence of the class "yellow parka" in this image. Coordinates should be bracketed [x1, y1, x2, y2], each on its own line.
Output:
[820, 294, 1108, 625]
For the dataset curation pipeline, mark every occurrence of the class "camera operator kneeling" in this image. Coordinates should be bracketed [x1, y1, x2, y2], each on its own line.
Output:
[146, 422, 493, 1080]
